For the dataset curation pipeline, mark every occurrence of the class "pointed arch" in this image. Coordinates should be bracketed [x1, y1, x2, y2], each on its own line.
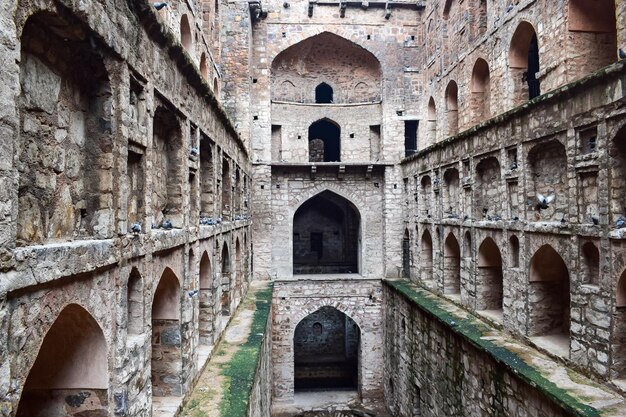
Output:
[308, 118, 341, 162]
[444, 233, 461, 294]
[16, 304, 109, 417]
[477, 237, 503, 312]
[445, 81, 459, 136]
[402, 228, 411, 278]
[529, 245, 570, 341]
[293, 306, 360, 391]
[221, 242, 231, 315]
[293, 190, 361, 274]
[127, 267, 144, 335]
[199, 251, 213, 345]
[180, 14, 193, 53]
[509, 21, 540, 103]
[470, 58, 491, 123]
[420, 229, 434, 281]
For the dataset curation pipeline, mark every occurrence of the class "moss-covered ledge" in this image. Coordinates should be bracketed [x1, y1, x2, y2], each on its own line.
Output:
[384, 279, 626, 417]
[180, 281, 273, 417]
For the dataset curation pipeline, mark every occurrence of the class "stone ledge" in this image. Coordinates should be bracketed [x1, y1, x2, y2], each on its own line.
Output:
[384, 279, 626, 417]
[180, 281, 273, 417]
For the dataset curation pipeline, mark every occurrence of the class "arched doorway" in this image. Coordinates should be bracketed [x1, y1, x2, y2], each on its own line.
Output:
[308, 119, 341, 162]
[509, 22, 540, 104]
[294, 307, 360, 391]
[293, 191, 361, 275]
[152, 268, 182, 397]
[16, 304, 109, 417]
[420, 230, 434, 281]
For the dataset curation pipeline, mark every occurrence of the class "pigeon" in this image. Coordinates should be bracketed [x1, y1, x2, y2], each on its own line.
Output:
[234, 215, 243, 221]
[200, 217, 216, 225]
[216, 217, 223, 223]
[153, 2, 168, 10]
[619, 49, 626, 60]
[492, 214, 502, 221]
[131, 222, 142, 234]
[536, 193, 555, 210]
[190, 147, 199, 156]
[187, 290, 199, 297]
[590, 215, 599, 226]
[617, 216, 626, 229]
[162, 219, 173, 229]
[560, 214, 567, 224]
[510, 160, 518, 170]
[463, 215, 469, 221]
[512, 216, 519, 221]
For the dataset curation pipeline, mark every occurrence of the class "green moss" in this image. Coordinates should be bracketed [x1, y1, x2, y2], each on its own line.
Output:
[386, 280, 603, 417]
[217, 285, 273, 417]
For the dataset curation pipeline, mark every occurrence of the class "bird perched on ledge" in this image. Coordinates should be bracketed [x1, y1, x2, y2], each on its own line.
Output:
[131, 222, 142, 234]
[153, 2, 168, 10]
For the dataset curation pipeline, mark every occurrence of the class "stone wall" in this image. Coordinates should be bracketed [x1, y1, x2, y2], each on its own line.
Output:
[401, 61, 626, 385]
[383, 280, 620, 417]
[0, 0, 253, 416]
[271, 279, 384, 410]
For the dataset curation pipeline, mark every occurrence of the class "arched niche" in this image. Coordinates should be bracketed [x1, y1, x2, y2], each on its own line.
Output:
[445, 81, 459, 136]
[427, 97, 437, 145]
[180, 14, 192, 53]
[221, 158, 232, 220]
[199, 251, 213, 345]
[567, 0, 617, 75]
[470, 58, 491, 124]
[477, 237, 503, 312]
[152, 105, 183, 228]
[420, 175, 432, 217]
[221, 243, 231, 315]
[200, 53, 209, 80]
[127, 267, 144, 335]
[581, 241, 600, 286]
[17, 304, 109, 417]
[293, 190, 361, 275]
[16, 11, 113, 245]
[509, 235, 520, 268]
[402, 229, 410, 278]
[444, 233, 461, 294]
[420, 230, 434, 282]
[509, 22, 540, 103]
[271, 32, 381, 103]
[528, 245, 570, 341]
[308, 118, 341, 162]
[613, 269, 626, 379]
[475, 157, 501, 219]
[443, 168, 459, 216]
[528, 140, 567, 221]
[293, 306, 361, 391]
[152, 268, 182, 397]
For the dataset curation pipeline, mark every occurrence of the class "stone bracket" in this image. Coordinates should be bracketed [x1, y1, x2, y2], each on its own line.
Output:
[338, 165, 346, 179]
[310, 165, 317, 179]
[249, 0, 268, 21]
[366, 164, 373, 179]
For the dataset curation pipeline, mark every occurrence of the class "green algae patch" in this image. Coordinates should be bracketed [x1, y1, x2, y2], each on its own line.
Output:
[218, 284, 273, 417]
[385, 279, 603, 417]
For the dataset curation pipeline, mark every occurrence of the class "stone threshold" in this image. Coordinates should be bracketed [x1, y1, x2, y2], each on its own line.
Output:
[385, 279, 626, 417]
[178, 281, 274, 417]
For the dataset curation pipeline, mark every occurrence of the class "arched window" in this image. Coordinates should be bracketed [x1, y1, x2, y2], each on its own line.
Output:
[471, 58, 490, 124]
[509, 235, 520, 268]
[308, 119, 341, 162]
[315, 82, 333, 103]
[293, 191, 361, 274]
[509, 22, 540, 104]
[294, 307, 360, 391]
[180, 14, 193, 53]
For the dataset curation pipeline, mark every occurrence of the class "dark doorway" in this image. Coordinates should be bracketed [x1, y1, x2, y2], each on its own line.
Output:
[527, 34, 540, 99]
[315, 82, 333, 103]
[308, 119, 341, 162]
[293, 191, 360, 274]
[402, 229, 410, 277]
[404, 120, 418, 157]
[294, 307, 360, 391]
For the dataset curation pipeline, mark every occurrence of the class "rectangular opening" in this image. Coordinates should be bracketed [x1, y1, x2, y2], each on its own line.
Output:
[271, 124, 282, 161]
[404, 120, 418, 157]
[126, 149, 144, 231]
[579, 126, 598, 154]
[370, 125, 381, 161]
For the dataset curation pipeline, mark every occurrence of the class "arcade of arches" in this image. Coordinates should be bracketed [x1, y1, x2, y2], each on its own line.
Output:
[3, 1, 626, 417]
